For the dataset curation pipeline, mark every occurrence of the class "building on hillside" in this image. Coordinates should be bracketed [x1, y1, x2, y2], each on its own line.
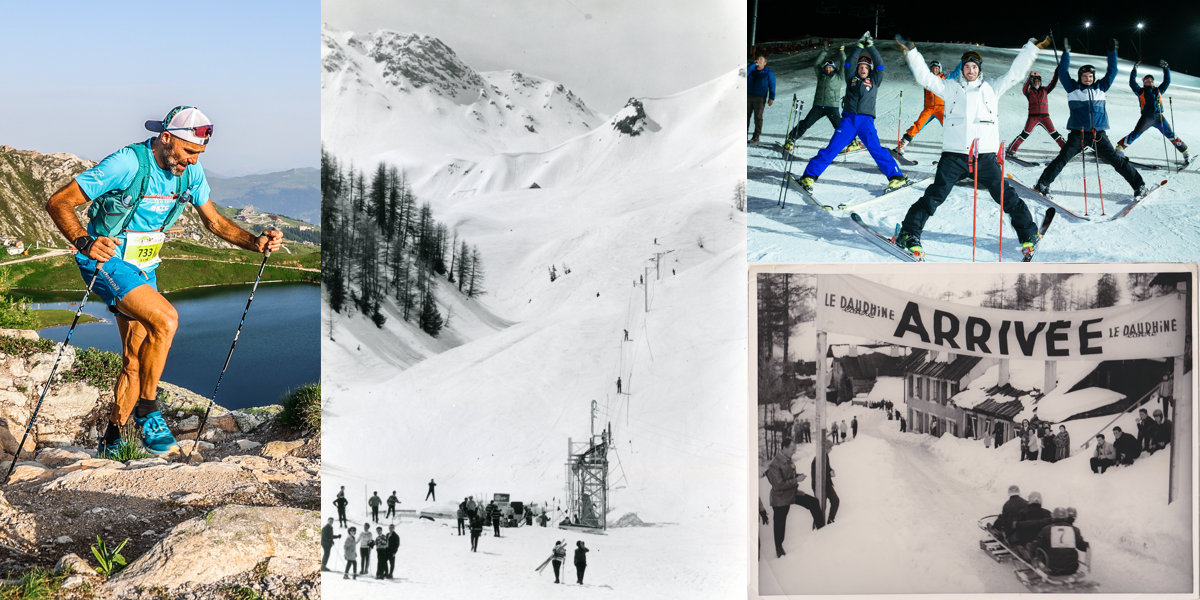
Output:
[897, 349, 986, 437]
[826, 345, 905, 405]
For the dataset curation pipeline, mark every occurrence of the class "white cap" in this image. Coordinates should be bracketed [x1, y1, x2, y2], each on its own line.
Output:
[145, 106, 213, 145]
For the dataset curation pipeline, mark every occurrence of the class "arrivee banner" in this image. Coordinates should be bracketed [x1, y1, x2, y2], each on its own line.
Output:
[815, 274, 1186, 360]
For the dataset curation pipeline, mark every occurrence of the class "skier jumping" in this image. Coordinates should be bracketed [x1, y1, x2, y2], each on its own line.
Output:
[796, 31, 909, 192]
[1116, 60, 1190, 165]
[783, 43, 847, 152]
[893, 36, 1048, 258]
[1033, 38, 1146, 197]
[1007, 70, 1066, 158]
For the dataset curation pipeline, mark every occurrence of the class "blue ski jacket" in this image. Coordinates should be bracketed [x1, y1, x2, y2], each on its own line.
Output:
[1058, 50, 1117, 131]
[748, 64, 776, 101]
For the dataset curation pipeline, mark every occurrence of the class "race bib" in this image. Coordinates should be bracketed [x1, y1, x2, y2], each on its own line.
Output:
[1049, 525, 1076, 548]
[123, 231, 165, 269]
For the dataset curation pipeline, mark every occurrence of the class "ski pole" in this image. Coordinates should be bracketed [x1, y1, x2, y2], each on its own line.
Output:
[1093, 129, 1105, 215]
[777, 94, 799, 208]
[1169, 97, 1179, 172]
[997, 142, 1006, 262]
[970, 139, 978, 262]
[897, 90, 903, 147]
[3, 270, 100, 486]
[1080, 132, 1089, 216]
[184, 234, 274, 463]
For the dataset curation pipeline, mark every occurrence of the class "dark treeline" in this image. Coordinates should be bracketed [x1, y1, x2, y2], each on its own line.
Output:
[322, 148, 483, 337]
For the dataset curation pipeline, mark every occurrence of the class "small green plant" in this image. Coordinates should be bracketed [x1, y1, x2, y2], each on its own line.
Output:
[0, 335, 54, 358]
[62, 346, 123, 388]
[0, 269, 36, 330]
[107, 437, 151, 462]
[223, 585, 265, 600]
[90, 535, 130, 576]
[0, 567, 65, 600]
[278, 383, 320, 433]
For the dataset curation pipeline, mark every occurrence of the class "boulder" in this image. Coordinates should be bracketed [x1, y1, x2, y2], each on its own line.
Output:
[208, 413, 240, 433]
[35, 382, 103, 445]
[56, 552, 95, 575]
[176, 415, 201, 431]
[230, 410, 264, 433]
[36, 447, 91, 468]
[5, 462, 51, 483]
[235, 439, 262, 451]
[0, 328, 39, 341]
[102, 505, 319, 596]
[261, 440, 305, 460]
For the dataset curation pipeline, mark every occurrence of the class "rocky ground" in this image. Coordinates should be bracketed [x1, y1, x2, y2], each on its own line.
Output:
[0, 331, 319, 599]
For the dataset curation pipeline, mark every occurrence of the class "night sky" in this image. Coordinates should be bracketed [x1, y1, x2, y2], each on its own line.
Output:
[749, 1, 1200, 76]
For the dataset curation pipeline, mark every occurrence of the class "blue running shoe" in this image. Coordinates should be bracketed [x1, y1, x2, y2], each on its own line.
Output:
[98, 437, 124, 460]
[134, 410, 179, 455]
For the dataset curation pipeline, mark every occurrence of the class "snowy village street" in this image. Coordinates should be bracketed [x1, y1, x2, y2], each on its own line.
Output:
[758, 357, 1192, 595]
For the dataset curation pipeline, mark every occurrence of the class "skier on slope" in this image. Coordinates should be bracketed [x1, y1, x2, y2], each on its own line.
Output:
[1007, 70, 1067, 158]
[1031, 507, 1089, 575]
[747, 55, 776, 144]
[896, 59, 962, 155]
[1116, 60, 1190, 165]
[892, 36, 1048, 258]
[796, 31, 910, 192]
[368, 491, 382, 523]
[334, 490, 349, 528]
[1033, 38, 1146, 197]
[783, 43, 849, 152]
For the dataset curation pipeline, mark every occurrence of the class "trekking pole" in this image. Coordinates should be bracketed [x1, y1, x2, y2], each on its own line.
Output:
[997, 142, 1006, 262]
[970, 139, 979, 262]
[184, 233, 274, 463]
[1092, 129, 1105, 215]
[3, 270, 100, 486]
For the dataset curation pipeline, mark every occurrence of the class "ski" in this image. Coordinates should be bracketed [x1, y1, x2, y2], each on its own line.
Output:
[837, 174, 934, 210]
[849, 212, 922, 262]
[1004, 154, 1041, 168]
[1021, 208, 1056, 262]
[1125, 158, 1163, 170]
[890, 148, 919, 166]
[977, 516, 1098, 593]
[1005, 174, 1090, 220]
[1113, 179, 1170, 219]
[788, 173, 832, 210]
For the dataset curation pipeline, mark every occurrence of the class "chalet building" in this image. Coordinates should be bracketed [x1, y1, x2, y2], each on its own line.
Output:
[827, 346, 904, 405]
[897, 349, 986, 437]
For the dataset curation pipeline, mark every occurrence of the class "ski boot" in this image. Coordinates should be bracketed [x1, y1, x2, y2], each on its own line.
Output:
[134, 410, 179, 455]
[749, 135, 760, 144]
[893, 231, 924, 258]
[797, 175, 816, 192]
[1182, 149, 1191, 166]
[886, 175, 910, 190]
[783, 137, 795, 153]
[1021, 234, 1041, 259]
[1033, 181, 1051, 197]
[896, 134, 911, 155]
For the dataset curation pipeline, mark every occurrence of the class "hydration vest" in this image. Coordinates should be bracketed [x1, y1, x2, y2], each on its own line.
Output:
[86, 142, 193, 236]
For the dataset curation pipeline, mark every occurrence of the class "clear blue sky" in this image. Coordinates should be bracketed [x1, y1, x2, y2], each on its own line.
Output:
[0, 1, 318, 176]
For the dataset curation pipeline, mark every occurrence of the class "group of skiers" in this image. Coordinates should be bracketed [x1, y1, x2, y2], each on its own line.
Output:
[458, 496, 508, 552]
[321, 517, 400, 580]
[540, 540, 590, 585]
[992, 486, 1089, 576]
[749, 32, 1191, 260]
[1089, 408, 1172, 473]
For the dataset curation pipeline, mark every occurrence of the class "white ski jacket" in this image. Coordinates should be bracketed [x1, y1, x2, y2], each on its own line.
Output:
[905, 42, 1039, 154]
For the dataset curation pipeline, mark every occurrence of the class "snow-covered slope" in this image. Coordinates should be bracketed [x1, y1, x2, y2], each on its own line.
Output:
[749, 40, 1200, 263]
[323, 30, 745, 599]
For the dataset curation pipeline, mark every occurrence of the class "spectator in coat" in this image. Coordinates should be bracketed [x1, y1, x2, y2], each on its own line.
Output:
[1151, 409, 1172, 452]
[574, 540, 589, 584]
[469, 514, 483, 552]
[1025, 426, 1040, 461]
[1055, 425, 1070, 461]
[840, 420, 848, 442]
[1090, 434, 1116, 473]
[457, 500, 467, 536]
[1041, 426, 1057, 462]
[342, 528, 358, 579]
[321, 517, 340, 571]
[486, 500, 501, 537]
[747, 55, 776, 144]
[368, 491, 382, 523]
[374, 526, 388, 578]
[1136, 408, 1155, 453]
[993, 423, 1004, 450]
[830, 422, 839, 443]
[357, 522, 373, 575]
[851, 416, 858, 438]
[900, 416, 907, 432]
[765, 437, 825, 557]
[384, 524, 399, 578]
[1112, 427, 1140, 465]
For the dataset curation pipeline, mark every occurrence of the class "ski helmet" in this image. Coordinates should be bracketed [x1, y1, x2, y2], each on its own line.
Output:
[822, 60, 836, 70]
[1052, 507, 1067, 519]
[857, 55, 873, 66]
[1007, 485, 1020, 496]
[1078, 64, 1097, 79]
[961, 51, 982, 68]
[1028, 491, 1043, 505]
[1067, 507, 1077, 519]
[929, 60, 942, 71]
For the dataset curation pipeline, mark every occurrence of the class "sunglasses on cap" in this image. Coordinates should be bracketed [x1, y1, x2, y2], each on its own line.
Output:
[165, 124, 215, 139]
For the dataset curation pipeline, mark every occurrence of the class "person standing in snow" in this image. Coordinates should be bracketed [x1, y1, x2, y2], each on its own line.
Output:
[374, 526, 388, 578]
[1055, 425, 1070, 461]
[574, 540, 589, 584]
[616, 377, 622, 394]
[386, 491, 399, 519]
[1112, 426, 1140, 465]
[1025, 425, 1040, 461]
[896, 58, 961, 155]
[1116, 60, 1190, 164]
[425, 479, 437, 501]
[830, 421, 839, 443]
[457, 500, 467, 536]
[1006, 70, 1066, 158]
[384, 524, 399, 579]
[342, 527, 358, 580]
[892, 36, 1047, 258]
[747, 55, 776, 144]
[783, 43, 848, 152]
[551, 540, 567, 583]
[851, 416, 858, 438]
[368, 491, 382, 523]
[899, 416, 906, 432]
[334, 491, 349, 528]
[1033, 38, 1146, 197]
[1090, 434, 1116, 473]
[1041, 425, 1056, 462]
[1136, 408, 1154, 453]
[321, 517, 340, 571]
[840, 419, 848, 442]
[796, 31, 910, 193]
[811, 438, 840, 524]
[765, 437, 825, 558]
[993, 422, 1003, 449]
[357, 523, 373, 576]
[469, 513, 483, 552]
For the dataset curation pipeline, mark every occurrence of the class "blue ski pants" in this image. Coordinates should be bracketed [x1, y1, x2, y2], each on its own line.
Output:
[802, 112, 902, 180]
